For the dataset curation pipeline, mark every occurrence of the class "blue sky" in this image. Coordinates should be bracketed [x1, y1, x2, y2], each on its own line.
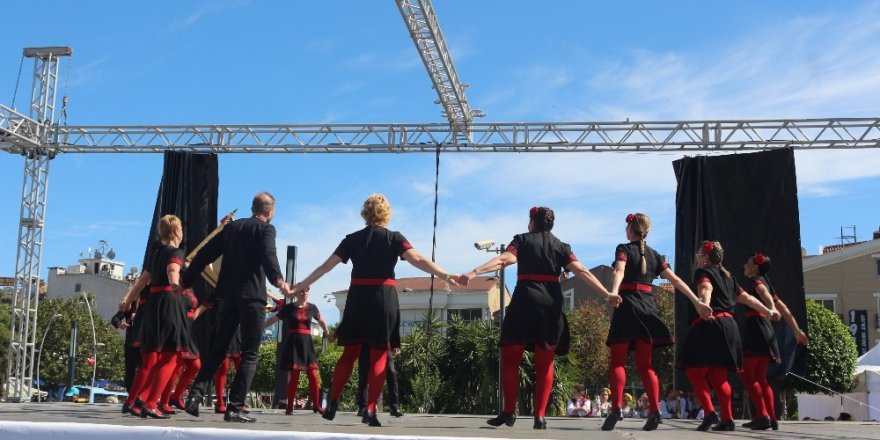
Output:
[2, 1, 879, 325]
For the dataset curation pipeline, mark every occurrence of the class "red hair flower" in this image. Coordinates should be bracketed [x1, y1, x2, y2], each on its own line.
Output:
[754, 253, 767, 265]
[625, 213, 635, 223]
[703, 241, 715, 252]
[529, 206, 539, 217]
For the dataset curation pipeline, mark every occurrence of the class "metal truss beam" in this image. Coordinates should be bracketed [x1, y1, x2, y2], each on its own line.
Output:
[396, 0, 481, 137]
[1, 117, 877, 153]
[4, 47, 69, 402]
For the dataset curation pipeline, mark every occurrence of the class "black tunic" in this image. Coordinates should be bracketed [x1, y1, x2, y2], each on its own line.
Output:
[139, 244, 190, 353]
[740, 276, 781, 361]
[180, 289, 200, 360]
[677, 266, 743, 371]
[606, 241, 673, 349]
[277, 302, 321, 371]
[334, 225, 410, 349]
[501, 231, 576, 355]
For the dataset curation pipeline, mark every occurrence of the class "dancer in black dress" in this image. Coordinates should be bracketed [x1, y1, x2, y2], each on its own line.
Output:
[459, 206, 612, 430]
[678, 241, 778, 431]
[291, 193, 458, 427]
[739, 252, 809, 430]
[159, 288, 205, 414]
[265, 288, 332, 415]
[602, 213, 710, 431]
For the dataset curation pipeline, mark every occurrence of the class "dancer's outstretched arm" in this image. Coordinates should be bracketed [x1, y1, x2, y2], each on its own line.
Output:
[567, 260, 613, 300]
[773, 296, 809, 346]
[660, 268, 712, 319]
[402, 249, 458, 285]
[291, 254, 342, 295]
[458, 251, 516, 286]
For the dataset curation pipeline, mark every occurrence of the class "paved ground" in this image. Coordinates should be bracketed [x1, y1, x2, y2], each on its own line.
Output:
[1, 403, 878, 440]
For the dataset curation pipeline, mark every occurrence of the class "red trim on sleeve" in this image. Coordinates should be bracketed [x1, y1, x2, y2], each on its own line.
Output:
[615, 252, 628, 261]
[506, 244, 518, 256]
[698, 277, 711, 284]
[168, 257, 183, 266]
[753, 279, 764, 286]
[773, 295, 781, 302]
[568, 252, 578, 262]
[659, 261, 670, 271]
[400, 241, 413, 255]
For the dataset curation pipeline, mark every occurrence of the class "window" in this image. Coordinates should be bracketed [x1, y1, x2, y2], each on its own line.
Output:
[75, 283, 82, 292]
[874, 293, 880, 330]
[876, 259, 880, 277]
[563, 288, 575, 311]
[806, 294, 837, 313]
[447, 308, 483, 322]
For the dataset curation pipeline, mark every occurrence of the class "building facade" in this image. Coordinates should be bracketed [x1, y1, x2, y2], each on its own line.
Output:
[47, 253, 135, 322]
[332, 276, 510, 336]
[803, 229, 880, 355]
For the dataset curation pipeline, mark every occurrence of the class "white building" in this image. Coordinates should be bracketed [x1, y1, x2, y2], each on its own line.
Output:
[47, 250, 135, 322]
[331, 276, 511, 336]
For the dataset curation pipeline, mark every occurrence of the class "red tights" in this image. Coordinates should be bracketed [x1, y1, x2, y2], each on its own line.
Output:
[500, 344, 555, 417]
[287, 369, 321, 410]
[213, 356, 241, 409]
[329, 344, 387, 412]
[608, 341, 659, 412]
[133, 351, 179, 410]
[159, 358, 201, 406]
[686, 367, 733, 422]
[739, 356, 773, 420]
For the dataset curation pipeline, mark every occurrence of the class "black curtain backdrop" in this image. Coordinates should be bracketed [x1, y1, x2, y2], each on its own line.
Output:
[672, 148, 807, 391]
[141, 151, 219, 353]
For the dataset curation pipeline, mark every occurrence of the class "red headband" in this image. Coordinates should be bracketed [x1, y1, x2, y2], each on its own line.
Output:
[754, 253, 767, 265]
[530, 206, 540, 217]
[703, 241, 715, 252]
[625, 213, 635, 223]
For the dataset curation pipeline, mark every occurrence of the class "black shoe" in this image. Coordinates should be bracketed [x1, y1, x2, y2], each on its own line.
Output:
[313, 406, 324, 414]
[770, 419, 779, 431]
[712, 419, 735, 431]
[322, 400, 338, 421]
[361, 410, 382, 427]
[169, 398, 186, 411]
[131, 397, 146, 418]
[697, 411, 719, 431]
[601, 409, 622, 431]
[141, 407, 171, 419]
[159, 405, 177, 415]
[749, 417, 771, 430]
[224, 411, 257, 423]
[184, 394, 202, 417]
[389, 405, 404, 417]
[121, 403, 131, 414]
[356, 406, 365, 417]
[487, 412, 516, 427]
[643, 411, 661, 431]
[533, 417, 546, 430]
[742, 420, 755, 429]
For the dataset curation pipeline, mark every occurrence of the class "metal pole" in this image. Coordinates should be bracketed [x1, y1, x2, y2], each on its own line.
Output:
[497, 244, 506, 415]
[80, 292, 98, 403]
[35, 313, 62, 401]
[66, 320, 77, 397]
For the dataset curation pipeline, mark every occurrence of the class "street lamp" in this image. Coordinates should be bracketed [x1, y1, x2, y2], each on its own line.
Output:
[36, 313, 63, 402]
[473, 239, 507, 415]
[79, 292, 99, 403]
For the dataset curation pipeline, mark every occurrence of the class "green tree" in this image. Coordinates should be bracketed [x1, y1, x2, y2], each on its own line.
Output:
[0, 303, 10, 389]
[566, 301, 611, 388]
[251, 341, 277, 393]
[35, 295, 125, 388]
[396, 312, 445, 413]
[784, 300, 857, 394]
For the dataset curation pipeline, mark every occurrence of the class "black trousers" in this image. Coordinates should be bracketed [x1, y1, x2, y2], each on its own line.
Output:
[356, 345, 400, 409]
[189, 298, 265, 412]
[123, 344, 141, 392]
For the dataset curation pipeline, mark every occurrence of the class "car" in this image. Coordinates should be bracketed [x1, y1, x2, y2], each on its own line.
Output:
[70, 385, 128, 404]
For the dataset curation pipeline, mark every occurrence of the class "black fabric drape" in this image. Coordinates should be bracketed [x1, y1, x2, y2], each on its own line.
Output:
[140, 151, 219, 351]
[672, 149, 807, 389]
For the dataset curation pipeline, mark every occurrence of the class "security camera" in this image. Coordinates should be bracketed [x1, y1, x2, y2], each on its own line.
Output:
[474, 239, 496, 250]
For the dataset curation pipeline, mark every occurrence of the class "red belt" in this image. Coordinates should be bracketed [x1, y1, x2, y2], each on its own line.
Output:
[690, 311, 733, 328]
[150, 286, 173, 294]
[351, 278, 396, 286]
[745, 310, 766, 318]
[288, 329, 312, 335]
[517, 274, 560, 283]
[620, 283, 653, 293]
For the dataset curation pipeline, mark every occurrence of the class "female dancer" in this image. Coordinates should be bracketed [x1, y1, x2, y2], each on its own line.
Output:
[265, 287, 333, 414]
[603, 213, 711, 431]
[678, 240, 778, 431]
[159, 288, 205, 414]
[291, 193, 458, 427]
[739, 252, 809, 430]
[127, 215, 190, 419]
[460, 206, 612, 430]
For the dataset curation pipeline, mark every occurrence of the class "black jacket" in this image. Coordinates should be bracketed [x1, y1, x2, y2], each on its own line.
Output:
[183, 216, 283, 304]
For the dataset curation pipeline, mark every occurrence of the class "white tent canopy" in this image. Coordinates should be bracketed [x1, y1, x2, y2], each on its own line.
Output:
[797, 343, 880, 421]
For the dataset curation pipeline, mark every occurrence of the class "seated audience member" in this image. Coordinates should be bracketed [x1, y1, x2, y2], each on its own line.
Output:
[567, 384, 591, 417]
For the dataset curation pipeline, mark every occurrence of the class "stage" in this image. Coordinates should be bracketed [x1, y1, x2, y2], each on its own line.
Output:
[1, 403, 878, 440]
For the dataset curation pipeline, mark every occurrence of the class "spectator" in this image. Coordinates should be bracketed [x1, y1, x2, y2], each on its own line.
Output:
[621, 393, 637, 418]
[636, 393, 650, 418]
[592, 388, 611, 417]
[567, 384, 591, 417]
[659, 389, 680, 419]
